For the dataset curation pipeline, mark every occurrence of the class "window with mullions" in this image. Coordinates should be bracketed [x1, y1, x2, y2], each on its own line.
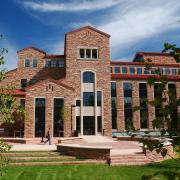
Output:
[144, 68, 150, 74]
[137, 68, 142, 74]
[111, 82, 117, 129]
[130, 67, 135, 74]
[32, 58, 38, 67]
[79, 48, 98, 59]
[164, 68, 170, 75]
[139, 83, 148, 128]
[83, 92, 94, 106]
[114, 67, 120, 74]
[122, 67, 127, 74]
[171, 69, 177, 75]
[83, 71, 95, 83]
[123, 83, 133, 129]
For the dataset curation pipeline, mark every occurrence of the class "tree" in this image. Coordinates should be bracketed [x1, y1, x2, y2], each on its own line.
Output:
[134, 42, 180, 159]
[0, 35, 24, 175]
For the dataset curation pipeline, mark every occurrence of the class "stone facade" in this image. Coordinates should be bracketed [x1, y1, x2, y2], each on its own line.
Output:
[0, 26, 179, 138]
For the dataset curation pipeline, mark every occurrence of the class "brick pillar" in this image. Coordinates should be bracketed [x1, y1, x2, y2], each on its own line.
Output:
[116, 81, 125, 131]
[45, 97, 53, 137]
[147, 85, 155, 130]
[132, 81, 140, 130]
[176, 82, 180, 131]
[24, 95, 34, 138]
[63, 100, 72, 137]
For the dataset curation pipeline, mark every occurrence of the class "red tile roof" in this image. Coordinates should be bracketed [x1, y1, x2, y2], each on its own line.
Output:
[0, 89, 26, 96]
[26, 78, 74, 91]
[17, 46, 46, 54]
[135, 52, 171, 57]
[111, 61, 180, 67]
[111, 74, 180, 81]
[43, 54, 65, 59]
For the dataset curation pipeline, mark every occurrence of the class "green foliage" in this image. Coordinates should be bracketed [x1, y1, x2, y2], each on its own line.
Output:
[0, 140, 11, 176]
[134, 43, 180, 159]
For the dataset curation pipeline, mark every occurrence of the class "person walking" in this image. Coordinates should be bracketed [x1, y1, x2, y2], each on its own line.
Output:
[44, 128, 51, 145]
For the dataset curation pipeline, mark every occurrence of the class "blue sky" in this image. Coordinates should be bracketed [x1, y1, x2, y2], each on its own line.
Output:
[1, 0, 180, 70]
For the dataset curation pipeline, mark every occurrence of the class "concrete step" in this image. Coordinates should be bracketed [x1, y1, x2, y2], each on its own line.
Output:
[9, 156, 76, 161]
[10, 160, 106, 166]
[2, 151, 60, 157]
[110, 153, 152, 165]
[111, 162, 150, 166]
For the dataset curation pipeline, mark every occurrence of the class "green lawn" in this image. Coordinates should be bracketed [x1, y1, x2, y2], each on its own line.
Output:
[1, 159, 180, 180]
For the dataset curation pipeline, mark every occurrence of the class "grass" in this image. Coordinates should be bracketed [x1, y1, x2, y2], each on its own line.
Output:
[0, 159, 179, 180]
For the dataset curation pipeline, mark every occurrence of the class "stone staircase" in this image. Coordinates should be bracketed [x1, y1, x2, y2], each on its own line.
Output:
[2, 151, 105, 166]
[110, 153, 152, 166]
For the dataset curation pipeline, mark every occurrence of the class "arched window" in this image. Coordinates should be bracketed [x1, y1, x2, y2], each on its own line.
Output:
[83, 71, 94, 83]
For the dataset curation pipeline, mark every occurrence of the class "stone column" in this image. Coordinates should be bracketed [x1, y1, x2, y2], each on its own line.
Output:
[176, 82, 180, 131]
[132, 81, 140, 130]
[147, 85, 155, 130]
[63, 99, 72, 137]
[116, 80, 125, 131]
[24, 95, 34, 138]
[45, 96, 52, 136]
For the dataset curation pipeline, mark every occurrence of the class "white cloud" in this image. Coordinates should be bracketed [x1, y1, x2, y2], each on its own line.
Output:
[23, 0, 121, 12]
[97, 0, 180, 58]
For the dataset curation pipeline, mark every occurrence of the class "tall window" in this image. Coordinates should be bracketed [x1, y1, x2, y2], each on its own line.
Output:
[83, 71, 94, 83]
[21, 79, 27, 90]
[139, 83, 148, 128]
[97, 91, 102, 106]
[154, 83, 163, 128]
[111, 82, 117, 129]
[32, 58, 38, 67]
[123, 83, 133, 129]
[83, 92, 94, 106]
[25, 59, 30, 67]
[168, 84, 178, 129]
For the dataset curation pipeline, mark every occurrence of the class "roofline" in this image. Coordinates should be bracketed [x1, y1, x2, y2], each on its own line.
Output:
[5, 68, 17, 74]
[17, 47, 46, 54]
[43, 54, 65, 59]
[110, 61, 180, 67]
[111, 74, 180, 81]
[133, 52, 172, 61]
[66, 26, 110, 38]
[26, 78, 74, 91]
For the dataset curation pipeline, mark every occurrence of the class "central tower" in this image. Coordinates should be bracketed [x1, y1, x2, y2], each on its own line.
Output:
[65, 26, 112, 136]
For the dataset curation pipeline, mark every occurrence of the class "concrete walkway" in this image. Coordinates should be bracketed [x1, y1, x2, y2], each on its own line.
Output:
[11, 144, 56, 151]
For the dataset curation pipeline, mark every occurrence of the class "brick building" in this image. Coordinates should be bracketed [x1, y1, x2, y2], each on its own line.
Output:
[0, 26, 179, 138]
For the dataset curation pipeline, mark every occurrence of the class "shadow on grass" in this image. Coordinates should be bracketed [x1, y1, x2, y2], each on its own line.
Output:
[142, 171, 180, 180]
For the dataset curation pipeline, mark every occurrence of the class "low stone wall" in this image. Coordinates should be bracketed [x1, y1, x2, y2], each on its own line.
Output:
[57, 144, 111, 160]
[143, 143, 174, 162]
[1, 138, 26, 144]
[117, 136, 141, 141]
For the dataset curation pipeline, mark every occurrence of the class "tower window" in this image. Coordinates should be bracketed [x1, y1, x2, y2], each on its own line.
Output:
[25, 59, 30, 67]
